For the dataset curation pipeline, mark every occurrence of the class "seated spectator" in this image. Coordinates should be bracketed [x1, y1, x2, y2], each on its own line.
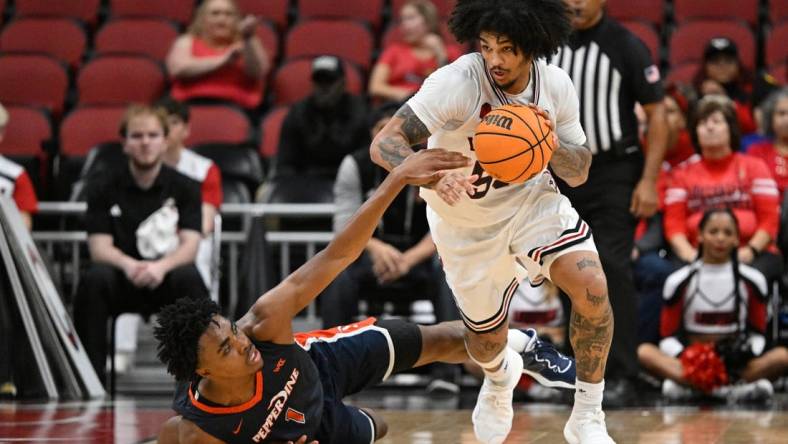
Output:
[638, 208, 788, 402]
[633, 84, 696, 344]
[368, 0, 463, 102]
[664, 95, 782, 286]
[320, 103, 451, 327]
[167, 0, 269, 110]
[0, 102, 38, 230]
[693, 38, 778, 137]
[109, 99, 226, 374]
[274, 56, 369, 181]
[0, 102, 38, 399]
[746, 87, 788, 200]
[73, 105, 209, 385]
[158, 97, 223, 288]
[320, 103, 461, 392]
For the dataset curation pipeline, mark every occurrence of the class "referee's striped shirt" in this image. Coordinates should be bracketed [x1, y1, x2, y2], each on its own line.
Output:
[550, 15, 663, 157]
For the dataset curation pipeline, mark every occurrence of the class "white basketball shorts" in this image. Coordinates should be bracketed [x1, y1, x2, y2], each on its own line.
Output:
[426, 173, 598, 333]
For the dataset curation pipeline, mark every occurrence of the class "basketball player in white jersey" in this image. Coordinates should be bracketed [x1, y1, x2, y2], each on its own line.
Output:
[370, 1, 614, 443]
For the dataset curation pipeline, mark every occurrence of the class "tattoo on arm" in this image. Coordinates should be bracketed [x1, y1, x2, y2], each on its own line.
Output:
[375, 105, 431, 170]
[570, 303, 613, 381]
[549, 141, 591, 185]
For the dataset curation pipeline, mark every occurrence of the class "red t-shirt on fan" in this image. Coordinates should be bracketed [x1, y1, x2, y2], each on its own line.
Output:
[663, 153, 779, 248]
[171, 37, 264, 109]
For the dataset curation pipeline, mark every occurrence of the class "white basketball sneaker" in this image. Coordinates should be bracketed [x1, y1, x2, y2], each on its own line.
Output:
[563, 407, 616, 444]
[472, 349, 524, 444]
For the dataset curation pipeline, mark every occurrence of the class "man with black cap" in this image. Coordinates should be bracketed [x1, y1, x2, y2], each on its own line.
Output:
[275, 55, 369, 182]
[696, 36, 779, 136]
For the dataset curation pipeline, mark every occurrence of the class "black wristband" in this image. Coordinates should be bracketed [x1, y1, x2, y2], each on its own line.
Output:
[747, 244, 761, 256]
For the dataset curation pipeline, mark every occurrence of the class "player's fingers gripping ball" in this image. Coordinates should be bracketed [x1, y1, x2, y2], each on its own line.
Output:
[474, 104, 557, 184]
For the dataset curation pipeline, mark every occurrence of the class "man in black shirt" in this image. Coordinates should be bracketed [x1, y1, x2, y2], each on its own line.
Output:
[275, 55, 370, 181]
[73, 105, 210, 384]
[555, 0, 668, 399]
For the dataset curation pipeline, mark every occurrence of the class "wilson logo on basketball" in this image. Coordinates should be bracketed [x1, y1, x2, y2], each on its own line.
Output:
[482, 114, 513, 131]
[252, 368, 300, 442]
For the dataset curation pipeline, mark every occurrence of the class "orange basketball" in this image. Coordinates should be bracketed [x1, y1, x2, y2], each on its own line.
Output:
[473, 104, 556, 184]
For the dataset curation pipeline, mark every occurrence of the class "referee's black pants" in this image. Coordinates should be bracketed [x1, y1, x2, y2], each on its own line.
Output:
[73, 262, 209, 385]
[559, 157, 642, 381]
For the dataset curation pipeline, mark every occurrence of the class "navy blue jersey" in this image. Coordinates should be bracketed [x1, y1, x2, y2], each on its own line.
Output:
[173, 339, 323, 443]
[171, 318, 422, 443]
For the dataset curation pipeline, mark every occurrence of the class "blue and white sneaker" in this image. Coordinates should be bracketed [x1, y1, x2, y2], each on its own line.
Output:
[520, 328, 576, 390]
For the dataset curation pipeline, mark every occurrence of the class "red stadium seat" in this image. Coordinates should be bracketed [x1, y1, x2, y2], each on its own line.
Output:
[256, 21, 280, 63]
[0, 106, 51, 157]
[766, 22, 788, 68]
[14, 0, 100, 26]
[285, 19, 374, 70]
[770, 62, 787, 84]
[273, 58, 363, 106]
[259, 106, 289, 159]
[674, 0, 758, 27]
[0, 54, 68, 116]
[606, 0, 664, 27]
[236, 0, 289, 30]
[60, 107, 127, 157]
[772, 0, 788, 24]
[77, 56, 166, 106]
[0, 18, 87, 68]
[666, 62, 700, 85]
[391, 0, 455, 18]
[669, 21, 755, 70]
[299, 0, 384, 30]
[95, 19, 179, 62]
[620, 21, 660, 65]
[110, 0, 195, 26]
[185, 104, 252, 146]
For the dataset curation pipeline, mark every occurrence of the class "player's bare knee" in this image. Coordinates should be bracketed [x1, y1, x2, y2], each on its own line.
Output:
[570, 268, 609, 313]
[637, 343, 657, 365]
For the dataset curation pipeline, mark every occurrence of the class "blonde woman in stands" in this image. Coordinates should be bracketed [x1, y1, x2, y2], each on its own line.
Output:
[368, 0, 462, 103]
[167, 0, 269, 110]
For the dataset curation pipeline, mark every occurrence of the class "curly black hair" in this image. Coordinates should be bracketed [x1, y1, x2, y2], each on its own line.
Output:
[154, 297, 221, 381]
[448, 0, 572, 60]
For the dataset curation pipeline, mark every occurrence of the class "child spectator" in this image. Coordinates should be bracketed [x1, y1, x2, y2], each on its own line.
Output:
[638, 208, 788, 402]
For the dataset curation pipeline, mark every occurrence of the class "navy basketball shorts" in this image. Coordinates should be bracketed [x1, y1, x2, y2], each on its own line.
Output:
[294, 317, 422, 443]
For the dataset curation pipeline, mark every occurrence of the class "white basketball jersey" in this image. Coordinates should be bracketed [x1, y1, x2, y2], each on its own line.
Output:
[408, 53, 586, 227]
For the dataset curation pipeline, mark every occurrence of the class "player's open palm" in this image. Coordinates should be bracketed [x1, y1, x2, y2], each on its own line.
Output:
[393, 149, 470, 187]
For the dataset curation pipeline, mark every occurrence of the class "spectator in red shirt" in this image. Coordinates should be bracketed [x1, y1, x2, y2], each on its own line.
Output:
[664, 95, 782, 284]
[0, 102, 38, 231]
[746, 88, 788, 200]
[368, 0, 463, 102]
[167, 0, 269, 110]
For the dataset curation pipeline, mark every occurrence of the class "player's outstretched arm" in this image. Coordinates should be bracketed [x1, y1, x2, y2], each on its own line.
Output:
[549, 140, 592, 187]
[370, 104, 432, 171]
[242, 150, 469, 344]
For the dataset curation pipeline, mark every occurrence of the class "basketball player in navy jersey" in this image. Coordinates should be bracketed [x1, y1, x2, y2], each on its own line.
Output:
[154, 148, 577, 443]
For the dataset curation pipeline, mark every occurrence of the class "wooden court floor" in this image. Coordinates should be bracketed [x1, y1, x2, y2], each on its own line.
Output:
[2, 398, 787, 443]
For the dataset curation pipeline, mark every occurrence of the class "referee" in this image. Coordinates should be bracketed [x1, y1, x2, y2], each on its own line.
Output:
[553, 0, 668, 403]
